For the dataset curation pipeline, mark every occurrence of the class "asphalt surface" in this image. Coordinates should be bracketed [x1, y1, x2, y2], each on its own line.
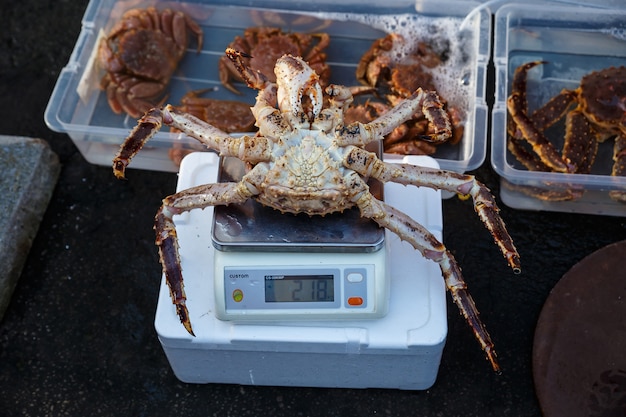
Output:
[1, 1, 625, 416]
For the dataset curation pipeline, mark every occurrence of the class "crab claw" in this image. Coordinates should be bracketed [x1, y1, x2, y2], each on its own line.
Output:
[275, 54, 324, 126]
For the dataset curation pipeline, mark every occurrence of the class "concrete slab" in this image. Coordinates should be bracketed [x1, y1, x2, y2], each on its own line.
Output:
[0, 135, 60, 320]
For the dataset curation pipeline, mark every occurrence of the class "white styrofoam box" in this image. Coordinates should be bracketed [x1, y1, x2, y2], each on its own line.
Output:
[155, 153, 447, 390]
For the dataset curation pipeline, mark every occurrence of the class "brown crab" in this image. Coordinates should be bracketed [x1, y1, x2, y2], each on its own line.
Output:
[168, 89, 257, 166]
[218, 27, 331, 94]
[357, 33, 442, 97]
[178, 89, 256, 133]
[113, 48, 520, 372]
[344, 99, 438, 155]
[98, 7, 203, 118]
[356, 33, 464, 154]
[507, 61, 626, 201]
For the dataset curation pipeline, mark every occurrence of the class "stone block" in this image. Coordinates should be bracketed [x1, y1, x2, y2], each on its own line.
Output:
[0, 136, 60, 320]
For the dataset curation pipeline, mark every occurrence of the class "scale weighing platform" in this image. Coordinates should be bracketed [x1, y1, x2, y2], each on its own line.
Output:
[155, 152, 447, 390]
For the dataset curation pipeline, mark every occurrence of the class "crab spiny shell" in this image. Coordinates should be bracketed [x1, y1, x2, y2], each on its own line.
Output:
[579, 66, 626, 132]
[256, 132, 351, 215]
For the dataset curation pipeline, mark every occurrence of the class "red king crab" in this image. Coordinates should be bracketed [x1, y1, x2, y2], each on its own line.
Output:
[113, 48, 521, 372]
[507, 61, 626, 201]
[98, 7, 203, 118]
[355, 33, 465, 154]
[218, 27, 331, 94]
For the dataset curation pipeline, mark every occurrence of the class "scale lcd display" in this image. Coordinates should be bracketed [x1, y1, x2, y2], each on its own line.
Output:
[265, 275, 335, 303]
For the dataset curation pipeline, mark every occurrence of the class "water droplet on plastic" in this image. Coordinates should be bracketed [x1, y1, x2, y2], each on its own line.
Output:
[460, 72, 471, 86]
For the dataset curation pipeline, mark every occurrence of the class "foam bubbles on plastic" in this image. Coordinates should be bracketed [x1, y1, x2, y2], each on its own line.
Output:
[328, 12, 478, 117]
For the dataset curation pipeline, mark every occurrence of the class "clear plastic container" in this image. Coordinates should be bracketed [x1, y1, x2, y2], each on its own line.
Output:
[492, 3, 626, 216]
[45, 0, 491, 173]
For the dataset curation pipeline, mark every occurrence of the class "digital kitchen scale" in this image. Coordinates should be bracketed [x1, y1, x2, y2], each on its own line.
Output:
[155, 152, 447, 390]
[212, 156, 388, 321]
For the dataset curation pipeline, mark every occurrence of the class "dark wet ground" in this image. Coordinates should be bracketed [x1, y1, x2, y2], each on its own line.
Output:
[1, 1, 625, 416]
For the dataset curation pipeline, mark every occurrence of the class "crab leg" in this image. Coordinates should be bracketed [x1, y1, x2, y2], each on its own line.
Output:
[507, 69, 577, 173]
[113, 105, 272, 178]
[343, 147, 520, 272]
[354, 189, 501, 372]
[154, 180, 258, 335]
[509, 94, 598, 175]
[613, 134, 626, 178]
[506, 61, 536, 139]
[303, 33, 331, 82]
[507, 137, 553, 172]
[562, 110, 598, 174]
[303, 33, 330, 68]
[507, 94, 570, 173]
[225, 48, 270, 90]
[609, 134, 626, 202]
[337, 88, 451, 147]
[529, 91, 576, 134]
[507, 90, 576, 140]
[506, 61, 571, 173]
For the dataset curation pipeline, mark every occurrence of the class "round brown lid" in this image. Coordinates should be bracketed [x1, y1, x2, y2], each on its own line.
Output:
[533, 240, 626, 417]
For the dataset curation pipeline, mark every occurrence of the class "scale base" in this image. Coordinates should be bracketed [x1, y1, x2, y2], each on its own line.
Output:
[155, 152, 447, 390]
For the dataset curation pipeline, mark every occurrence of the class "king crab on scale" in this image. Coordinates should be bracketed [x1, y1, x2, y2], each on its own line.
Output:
[113, 48, 520, 372]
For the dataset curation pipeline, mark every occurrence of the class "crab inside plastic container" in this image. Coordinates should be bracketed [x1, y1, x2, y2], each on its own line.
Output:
[44, 0, 491, 174]
[492, 2, 626, 216]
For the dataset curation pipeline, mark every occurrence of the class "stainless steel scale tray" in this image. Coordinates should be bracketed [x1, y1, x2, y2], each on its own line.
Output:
[211, 156, 385, 253]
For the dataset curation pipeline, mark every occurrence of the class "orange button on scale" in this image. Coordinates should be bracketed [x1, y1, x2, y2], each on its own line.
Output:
[347, 296, 363, 306]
